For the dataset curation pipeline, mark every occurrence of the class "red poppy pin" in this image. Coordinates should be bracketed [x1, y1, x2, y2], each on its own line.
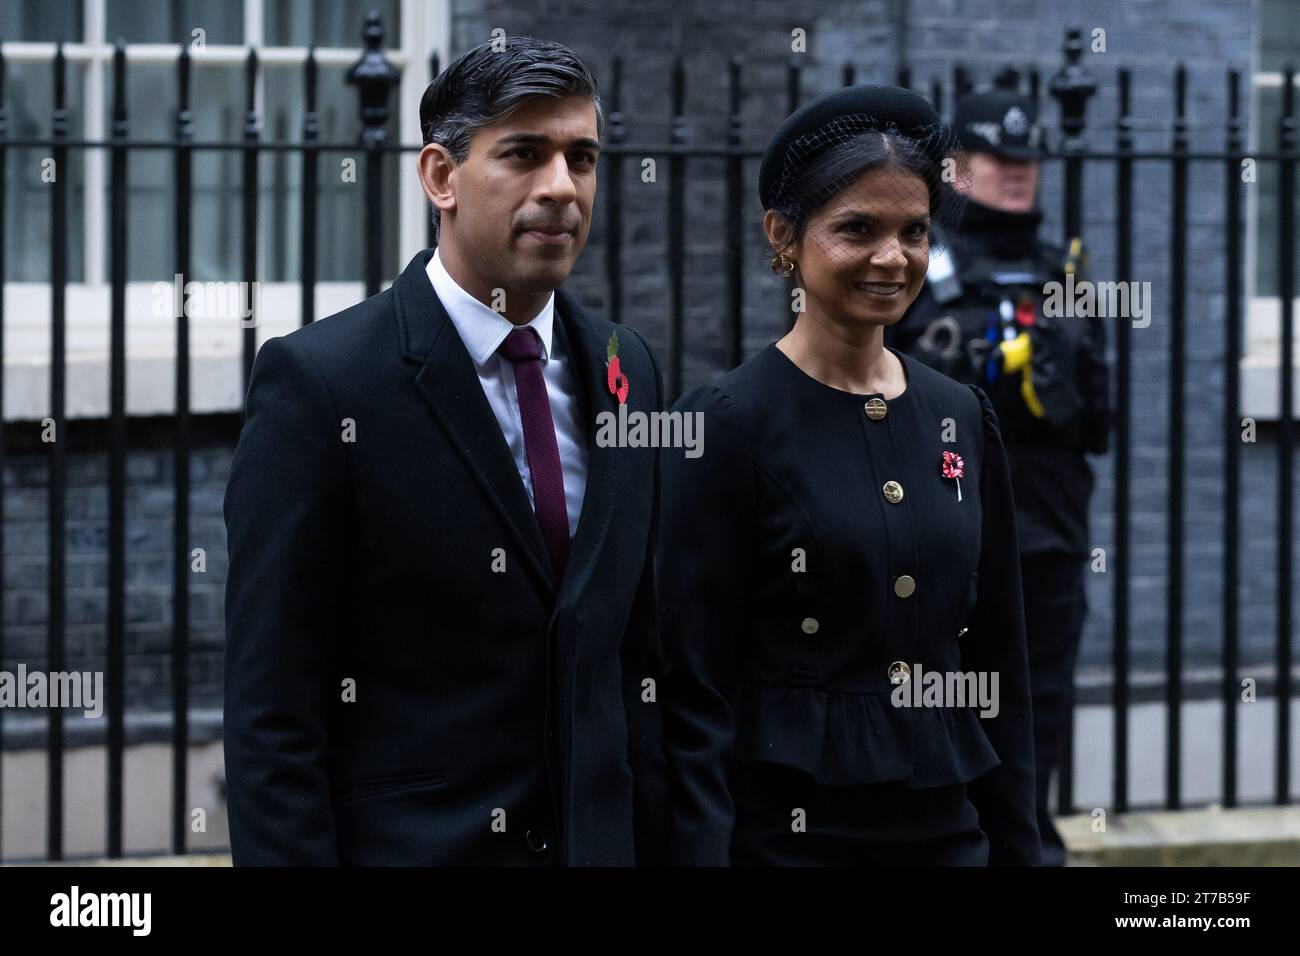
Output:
[941, 450, 965, 502]
[606, 332, 629, 404]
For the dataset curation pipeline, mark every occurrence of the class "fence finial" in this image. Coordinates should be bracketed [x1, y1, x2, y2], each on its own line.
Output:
[1049, 24, 1097, 153]
[347, 10, 401, 148]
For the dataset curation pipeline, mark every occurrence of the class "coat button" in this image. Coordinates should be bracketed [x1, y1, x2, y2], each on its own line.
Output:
[525, 829, 549, 854]
[864, 398, 887, 421]
[957, 626, 969, 638]
[882, 480, 904, 503]
[800, 617, 820, 635]
[888, 661, 912, 685]
[894, 574, 916, 598]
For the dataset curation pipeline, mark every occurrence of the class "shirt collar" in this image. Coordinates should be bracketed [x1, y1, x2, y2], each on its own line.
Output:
[426, 245, 556, 366]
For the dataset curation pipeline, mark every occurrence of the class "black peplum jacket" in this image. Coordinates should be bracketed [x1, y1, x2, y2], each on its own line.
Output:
[659, 341, 1041, 866]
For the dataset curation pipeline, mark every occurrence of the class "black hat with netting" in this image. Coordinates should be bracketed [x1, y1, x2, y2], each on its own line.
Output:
[759, 84, 969, 262]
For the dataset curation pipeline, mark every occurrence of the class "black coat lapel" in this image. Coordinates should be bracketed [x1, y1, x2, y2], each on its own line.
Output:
[393, 250, 555, 596]
[552, 288, 623, 610]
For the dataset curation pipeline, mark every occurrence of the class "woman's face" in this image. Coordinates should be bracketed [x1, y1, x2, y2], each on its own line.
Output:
[777, 164, 931, 330]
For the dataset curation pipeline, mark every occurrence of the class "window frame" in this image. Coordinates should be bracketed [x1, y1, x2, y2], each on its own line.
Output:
[1242, 2, 1300, 420]
[0, 0, 448, 421]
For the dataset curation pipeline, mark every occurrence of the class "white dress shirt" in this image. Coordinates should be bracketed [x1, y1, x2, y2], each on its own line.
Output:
[426, 247, 588, 537]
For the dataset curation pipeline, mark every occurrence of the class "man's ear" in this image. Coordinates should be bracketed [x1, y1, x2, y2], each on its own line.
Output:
[418, 142, 457, 216]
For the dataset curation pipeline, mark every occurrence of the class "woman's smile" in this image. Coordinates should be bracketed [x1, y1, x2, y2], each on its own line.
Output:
[855, 280, 906, 300]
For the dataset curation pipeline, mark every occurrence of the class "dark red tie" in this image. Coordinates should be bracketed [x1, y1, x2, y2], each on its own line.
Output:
[497, 327, 570, 580]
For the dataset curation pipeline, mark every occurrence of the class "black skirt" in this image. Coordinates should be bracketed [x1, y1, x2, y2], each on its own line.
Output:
[730, 763, 990, 866]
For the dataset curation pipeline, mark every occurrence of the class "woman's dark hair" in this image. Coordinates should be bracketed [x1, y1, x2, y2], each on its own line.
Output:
[419, 36, 604, 240]
[766, 125, 965, 258]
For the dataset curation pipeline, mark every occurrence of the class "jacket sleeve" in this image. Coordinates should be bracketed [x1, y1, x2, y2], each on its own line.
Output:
[223, 335, 347, 866]
[658, 385, 755, 866]
[620, 327, 670, 866]
[962, 384, 1042, 866]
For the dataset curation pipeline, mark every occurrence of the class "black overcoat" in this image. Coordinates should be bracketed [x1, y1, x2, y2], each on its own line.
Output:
[223, 249, 668, 866]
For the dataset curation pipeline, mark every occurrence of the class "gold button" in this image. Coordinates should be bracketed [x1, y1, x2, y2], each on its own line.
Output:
[888, 660, 911, 685]
[801, 617, 819, 635]
[882, 480, 904, 503]
[864, 398, 887, 421]
[894, 574, 916, 598]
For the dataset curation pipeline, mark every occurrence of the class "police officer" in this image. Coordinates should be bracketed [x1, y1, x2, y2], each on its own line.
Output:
[887, 82, 1110, 867]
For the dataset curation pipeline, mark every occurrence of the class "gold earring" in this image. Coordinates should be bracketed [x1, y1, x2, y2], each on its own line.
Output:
[770, 253, 795, 277]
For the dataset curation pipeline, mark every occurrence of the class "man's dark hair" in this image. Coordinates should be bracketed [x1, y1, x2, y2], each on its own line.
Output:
[419, 36, 604, 242]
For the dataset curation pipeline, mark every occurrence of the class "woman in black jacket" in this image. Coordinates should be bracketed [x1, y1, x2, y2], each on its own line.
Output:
[659, 85, 1041, 866]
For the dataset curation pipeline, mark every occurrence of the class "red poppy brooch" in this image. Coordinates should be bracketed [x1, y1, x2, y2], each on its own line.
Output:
[941, 450, 965, 502]
[606, 332, 629, 404]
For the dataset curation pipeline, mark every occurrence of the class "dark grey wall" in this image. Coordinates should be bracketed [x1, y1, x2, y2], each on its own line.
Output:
[2, 440, 230, 725]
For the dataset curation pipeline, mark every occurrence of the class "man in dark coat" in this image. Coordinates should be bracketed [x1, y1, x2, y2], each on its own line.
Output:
[223, 36, 668, 866]
[888, 83, 1110, 866]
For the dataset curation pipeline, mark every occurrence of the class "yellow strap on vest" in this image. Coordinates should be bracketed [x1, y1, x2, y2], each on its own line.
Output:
[998, 332, 1046, 418]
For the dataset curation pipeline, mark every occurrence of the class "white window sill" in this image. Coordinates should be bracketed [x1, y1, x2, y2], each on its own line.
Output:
[1242, 296, 1300, 420]
[2, 281, 371, 422]
[4, 289, 1299, 423]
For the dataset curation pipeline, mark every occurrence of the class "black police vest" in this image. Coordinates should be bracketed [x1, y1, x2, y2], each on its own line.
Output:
[899, 223, 1110, 455]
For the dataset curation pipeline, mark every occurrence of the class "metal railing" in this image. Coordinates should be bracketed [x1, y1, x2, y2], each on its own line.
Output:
[0, 14, 1295, 860]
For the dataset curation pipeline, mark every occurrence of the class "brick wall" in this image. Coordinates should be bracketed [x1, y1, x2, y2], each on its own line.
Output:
[2, 423, 233, 741]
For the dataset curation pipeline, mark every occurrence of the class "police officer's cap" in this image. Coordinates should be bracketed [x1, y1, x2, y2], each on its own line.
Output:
[758, 84, 952, 210]
[953, 89, 1046, 161]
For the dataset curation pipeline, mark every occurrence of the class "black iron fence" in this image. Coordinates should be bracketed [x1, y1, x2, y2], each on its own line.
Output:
[0, 15, 1295, 861]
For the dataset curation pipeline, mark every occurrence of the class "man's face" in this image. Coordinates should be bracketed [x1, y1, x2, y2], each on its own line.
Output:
[962, 151, 1039, 213]
[420, 94, 599, 297]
